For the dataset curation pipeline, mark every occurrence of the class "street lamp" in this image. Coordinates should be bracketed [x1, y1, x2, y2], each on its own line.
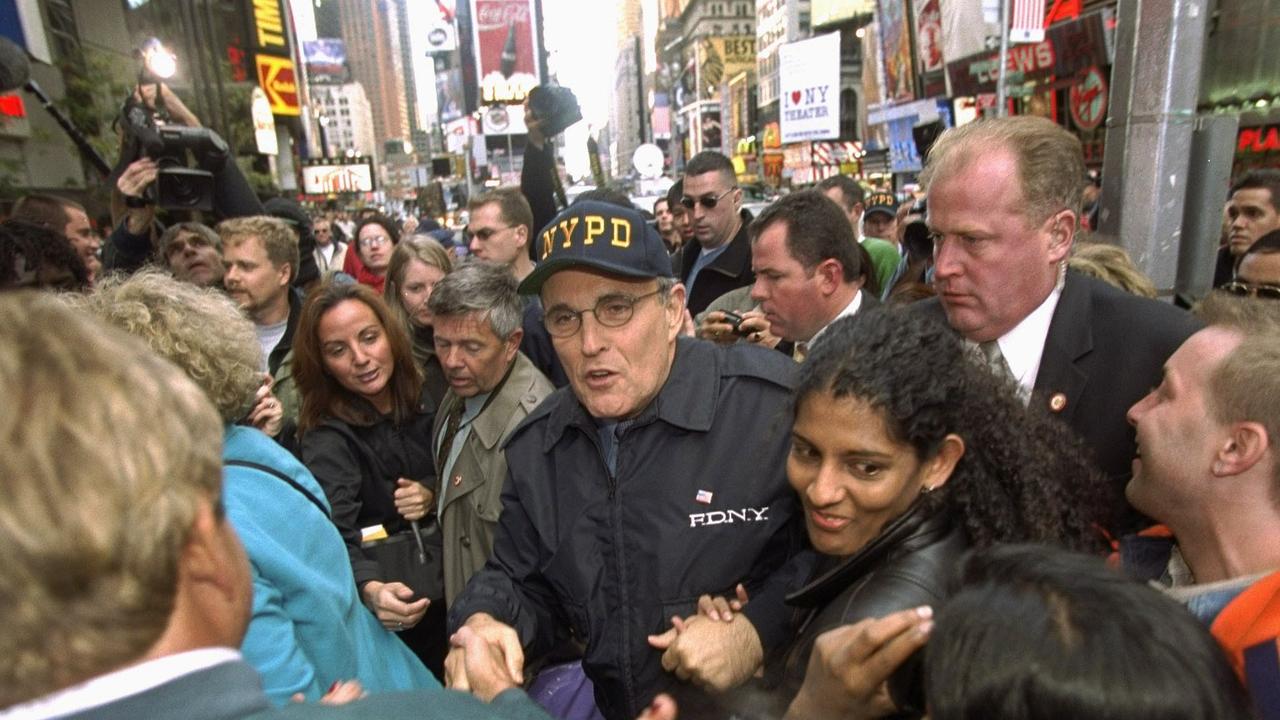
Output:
[139, 38, 177, 81]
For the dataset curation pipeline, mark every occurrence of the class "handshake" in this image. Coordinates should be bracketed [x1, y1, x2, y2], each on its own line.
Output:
[445, 613, 677, 720]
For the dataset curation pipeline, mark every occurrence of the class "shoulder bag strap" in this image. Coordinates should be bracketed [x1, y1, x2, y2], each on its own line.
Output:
[224, 459, 330, 520]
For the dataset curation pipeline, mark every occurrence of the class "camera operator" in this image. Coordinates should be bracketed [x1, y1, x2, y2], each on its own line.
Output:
[104, 82, 265, 275]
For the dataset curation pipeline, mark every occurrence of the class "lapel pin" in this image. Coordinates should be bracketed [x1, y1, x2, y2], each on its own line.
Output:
[1049, 393, 1068, 413]
[452, 474, 464, 487]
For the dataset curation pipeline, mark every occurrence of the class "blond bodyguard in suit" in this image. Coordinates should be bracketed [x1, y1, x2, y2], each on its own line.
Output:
[427, 262, 554, 605]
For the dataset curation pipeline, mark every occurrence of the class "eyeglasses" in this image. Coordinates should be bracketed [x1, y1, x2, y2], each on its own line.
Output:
[359, 234, 390, 249]
[680, 187, 736, 210]
[1222, 280, 1280, 300]
[543, 289, 662, 338]
[465, 225, 514, 242]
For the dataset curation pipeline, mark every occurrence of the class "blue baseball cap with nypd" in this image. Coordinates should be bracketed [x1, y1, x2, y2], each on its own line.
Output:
[518, 200, 674, 295]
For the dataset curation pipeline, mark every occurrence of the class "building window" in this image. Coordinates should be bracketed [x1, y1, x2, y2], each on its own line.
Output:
[44, 0, 82, 63]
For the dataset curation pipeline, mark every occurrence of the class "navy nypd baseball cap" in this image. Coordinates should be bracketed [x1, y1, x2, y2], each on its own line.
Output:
[518, 200, 674, 295]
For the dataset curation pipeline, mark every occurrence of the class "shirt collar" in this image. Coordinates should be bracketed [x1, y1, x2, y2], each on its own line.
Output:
[979, 285, 1062, 397]
[0, 648, 242, 720]
[542, 337, 716, 451]
[808, 289, 863, 347]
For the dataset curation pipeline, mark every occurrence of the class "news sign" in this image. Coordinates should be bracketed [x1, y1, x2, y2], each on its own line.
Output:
[471, 0, 541, 105]
[303, 39, 349, 84]
[302, 160, 376, 194]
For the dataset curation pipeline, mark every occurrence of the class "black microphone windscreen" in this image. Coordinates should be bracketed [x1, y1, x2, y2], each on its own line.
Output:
[0, 36, 31, 93]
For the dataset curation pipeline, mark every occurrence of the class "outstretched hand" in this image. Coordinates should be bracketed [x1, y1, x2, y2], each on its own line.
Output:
[784, 606, 934, 720]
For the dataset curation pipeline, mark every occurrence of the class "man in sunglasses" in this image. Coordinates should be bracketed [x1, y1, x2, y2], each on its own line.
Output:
[676, 151, 757, 315]
[1225, 229, 1280, 301]
[445, 201, 804, 720]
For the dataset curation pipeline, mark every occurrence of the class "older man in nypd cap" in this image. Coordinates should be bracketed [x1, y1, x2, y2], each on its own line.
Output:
[443, 200, 805, 719]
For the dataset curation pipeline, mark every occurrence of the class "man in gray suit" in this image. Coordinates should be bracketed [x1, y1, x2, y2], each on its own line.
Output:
[0, 294, 671, 720]
[428, 262, 554, 605]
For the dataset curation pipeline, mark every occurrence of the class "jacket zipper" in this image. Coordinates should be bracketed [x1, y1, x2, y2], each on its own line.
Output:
[604, 433, 638, 717]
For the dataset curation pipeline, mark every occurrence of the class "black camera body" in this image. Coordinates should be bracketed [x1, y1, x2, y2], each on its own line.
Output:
[119, 97, 229, 212]
[526, 84, 582, 138]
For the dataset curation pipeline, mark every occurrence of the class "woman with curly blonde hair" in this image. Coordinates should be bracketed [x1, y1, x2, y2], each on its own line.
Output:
[383, 235, 453, 406]
[74, 269, 437, 704]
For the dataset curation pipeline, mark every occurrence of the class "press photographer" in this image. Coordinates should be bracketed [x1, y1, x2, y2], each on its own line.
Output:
[104, 41, 265, 275]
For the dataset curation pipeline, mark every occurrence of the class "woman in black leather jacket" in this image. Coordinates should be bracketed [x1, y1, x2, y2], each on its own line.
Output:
[663, 308, 1113, 717]
[771, 308, 1112, 716]
[292, 280, 446, 675]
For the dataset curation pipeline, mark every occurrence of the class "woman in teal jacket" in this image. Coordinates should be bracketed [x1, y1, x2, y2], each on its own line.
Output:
[79, 270, 437, 704]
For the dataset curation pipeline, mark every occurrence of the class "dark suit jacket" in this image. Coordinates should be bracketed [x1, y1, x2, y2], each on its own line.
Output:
[57, 658, 553, 720]
[920, 272, 1200, 531]
[678, 209, 756, 316]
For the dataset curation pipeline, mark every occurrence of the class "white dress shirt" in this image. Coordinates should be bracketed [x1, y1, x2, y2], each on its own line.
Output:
[981, 286, 1062, 400]
[808, 289, 864, 347]
[0, 648, 242, 720]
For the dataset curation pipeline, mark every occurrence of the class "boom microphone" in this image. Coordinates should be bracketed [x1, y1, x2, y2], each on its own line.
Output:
[0, 36, 32, 93]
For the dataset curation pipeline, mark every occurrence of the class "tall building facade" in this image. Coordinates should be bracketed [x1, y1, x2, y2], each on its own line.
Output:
[337, 0, 410, 162]
[611, 0, 645, 178]
[393, 0, 430, 156]
[311, 83, 377, 159]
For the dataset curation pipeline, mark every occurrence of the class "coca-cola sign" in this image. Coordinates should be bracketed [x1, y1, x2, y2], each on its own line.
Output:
[472, 0, 541, 106]
[475, 2, 530, 29]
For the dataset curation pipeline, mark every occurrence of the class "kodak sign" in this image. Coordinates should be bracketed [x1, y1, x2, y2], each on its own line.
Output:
[256, 55, 300, 116]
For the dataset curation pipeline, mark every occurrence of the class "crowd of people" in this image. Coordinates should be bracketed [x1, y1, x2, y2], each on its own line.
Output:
[2, 101, 1280, 720]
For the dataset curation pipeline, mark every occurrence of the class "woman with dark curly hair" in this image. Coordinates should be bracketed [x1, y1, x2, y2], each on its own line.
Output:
[774, 307, 1113, 716]
[661, 307, 1113, 718]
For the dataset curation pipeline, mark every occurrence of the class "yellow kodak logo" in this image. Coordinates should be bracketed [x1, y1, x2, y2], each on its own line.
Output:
[540, 215, 632, 260]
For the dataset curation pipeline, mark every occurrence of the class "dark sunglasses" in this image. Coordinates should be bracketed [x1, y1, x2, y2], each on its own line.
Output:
[1222, 280, 1280, 300]
[680, 187, 736, 210]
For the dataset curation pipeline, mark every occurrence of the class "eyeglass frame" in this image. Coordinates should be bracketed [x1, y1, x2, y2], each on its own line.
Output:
[543, 288, 664, 338]
[1221, 280, 1280, 300]
[358, 234, 391, 249]
[680, 187, 737, 211]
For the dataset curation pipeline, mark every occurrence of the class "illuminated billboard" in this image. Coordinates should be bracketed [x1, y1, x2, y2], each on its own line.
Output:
[303, 39, 349, 84]
[302, 160, 376, 194]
